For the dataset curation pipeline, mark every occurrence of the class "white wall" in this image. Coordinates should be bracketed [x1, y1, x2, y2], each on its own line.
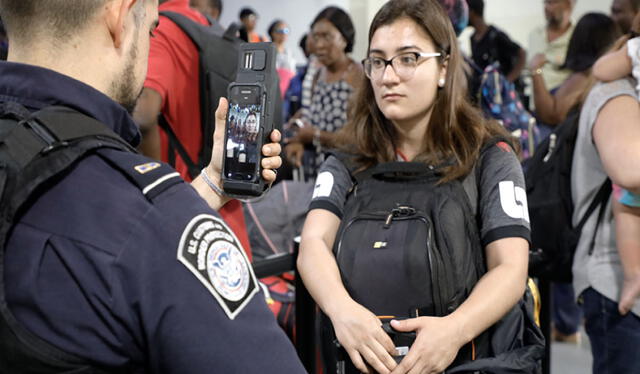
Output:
[220, 0, 349, 66]
[458, 0, 612, 56]
[218, 0, 615, 64]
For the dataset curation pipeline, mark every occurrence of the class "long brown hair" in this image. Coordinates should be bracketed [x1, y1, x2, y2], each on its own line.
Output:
[334, 0, 510, 182]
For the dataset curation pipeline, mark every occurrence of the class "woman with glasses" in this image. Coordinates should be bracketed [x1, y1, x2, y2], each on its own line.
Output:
[297, 1, 530, 373]
[268, 19, 297, 96]
[285, 6, 361, 181]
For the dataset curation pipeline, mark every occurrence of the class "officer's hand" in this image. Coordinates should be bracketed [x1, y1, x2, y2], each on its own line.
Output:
[331, 300, 398, 374]
[210, 98, 282, 184]
[389, 316, 464, 374]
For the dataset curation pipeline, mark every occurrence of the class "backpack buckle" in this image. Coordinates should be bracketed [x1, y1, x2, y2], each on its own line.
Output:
[41, 141, 70, 155]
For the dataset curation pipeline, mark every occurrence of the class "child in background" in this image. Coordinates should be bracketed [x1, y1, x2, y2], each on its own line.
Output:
[593, 34, 640, 315]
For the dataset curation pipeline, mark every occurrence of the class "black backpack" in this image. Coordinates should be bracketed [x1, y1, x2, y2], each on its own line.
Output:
[525, 107, 611, 282]
[0, 104, 137, 373]
[157, 11, 240, 179]
[326, 140, 544, 373]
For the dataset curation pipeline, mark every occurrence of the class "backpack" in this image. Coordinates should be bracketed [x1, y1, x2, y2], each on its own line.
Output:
[0, 104, 137, 373]
[525, 107, 611, 282]
[325, 140, 544, 373]
[243, 181, 315, 339]
[157, 11, 240, 179]
[476, 62, 540, 160]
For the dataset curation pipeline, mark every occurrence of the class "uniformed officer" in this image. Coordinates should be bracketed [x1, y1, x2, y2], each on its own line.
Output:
[0, 0, 307, 372]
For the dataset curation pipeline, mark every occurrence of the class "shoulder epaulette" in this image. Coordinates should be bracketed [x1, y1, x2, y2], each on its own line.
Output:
[96, 148, 184, 202]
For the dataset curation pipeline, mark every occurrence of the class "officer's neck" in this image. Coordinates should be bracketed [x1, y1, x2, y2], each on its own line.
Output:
[7, 37, 117, 102]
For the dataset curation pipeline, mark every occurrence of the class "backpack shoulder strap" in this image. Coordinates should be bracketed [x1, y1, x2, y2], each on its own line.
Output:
[157, 114, 200, 179]
[160, 11, 208, 50]
[0, 105, 135, 374]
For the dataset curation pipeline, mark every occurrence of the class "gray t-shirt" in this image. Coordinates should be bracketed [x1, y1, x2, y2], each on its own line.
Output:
[309, 143, 531, 246]
[571, 78, 640, 317]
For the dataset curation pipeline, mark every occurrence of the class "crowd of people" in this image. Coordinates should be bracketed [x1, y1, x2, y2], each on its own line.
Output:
[1, 0, 640, 373]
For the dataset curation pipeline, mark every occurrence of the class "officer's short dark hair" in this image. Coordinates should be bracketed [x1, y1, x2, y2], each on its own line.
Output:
[311, 6, 355, 53]
[631, 0, 640, 11]
[466, 0, 484, 17]
[239, 7, 256, 20]
[0, 0, 116, 43]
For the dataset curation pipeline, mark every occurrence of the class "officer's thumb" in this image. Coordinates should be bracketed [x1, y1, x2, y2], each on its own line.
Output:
[214, 97, 228, 141]
[215, 97, 228, 126]
[390, 318, 418, 332]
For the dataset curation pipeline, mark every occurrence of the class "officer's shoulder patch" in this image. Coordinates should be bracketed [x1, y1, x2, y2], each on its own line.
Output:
[177, 214, 258, 320]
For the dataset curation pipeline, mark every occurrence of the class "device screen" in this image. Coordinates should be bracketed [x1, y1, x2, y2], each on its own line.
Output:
[224, 85, 262, 182]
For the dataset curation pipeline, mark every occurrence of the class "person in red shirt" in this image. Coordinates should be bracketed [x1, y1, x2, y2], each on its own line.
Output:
[133, 0, 254, 260]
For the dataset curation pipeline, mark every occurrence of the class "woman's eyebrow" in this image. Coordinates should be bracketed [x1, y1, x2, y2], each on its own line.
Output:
[369, 45, 423, 55]
[396, 45, 422, 52]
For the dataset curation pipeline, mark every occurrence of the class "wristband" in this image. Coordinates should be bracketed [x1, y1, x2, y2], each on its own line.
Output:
[200, 168, 226, 197]
[313, 128, 322, 148]
[532, 68, 543, 76]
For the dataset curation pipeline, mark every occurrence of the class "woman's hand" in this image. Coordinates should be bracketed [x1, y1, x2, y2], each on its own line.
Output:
[331, 301, 398, 374]
[294, 124, 316, 145]
[528, 53, 548, 72]
[389, 316, 465, 374]
[285, 142, 304, 167]
[209, 97, 282, 183]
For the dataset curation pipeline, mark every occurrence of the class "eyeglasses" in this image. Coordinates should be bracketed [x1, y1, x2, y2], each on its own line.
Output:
[275, 28, 290, 35]
[362, 52, 442, 81]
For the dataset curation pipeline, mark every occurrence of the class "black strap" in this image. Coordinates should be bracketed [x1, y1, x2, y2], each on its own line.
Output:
[0, 105, 134, 373]
[576, 179, 611, 233]
[157, 114, 200, 179]
[585, 180, 612, 256]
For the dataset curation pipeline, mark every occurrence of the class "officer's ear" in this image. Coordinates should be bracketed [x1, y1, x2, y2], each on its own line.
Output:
[105, 0, 139, 49]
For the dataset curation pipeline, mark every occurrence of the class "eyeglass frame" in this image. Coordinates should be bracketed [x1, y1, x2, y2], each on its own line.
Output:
[362, 51, 443, 81]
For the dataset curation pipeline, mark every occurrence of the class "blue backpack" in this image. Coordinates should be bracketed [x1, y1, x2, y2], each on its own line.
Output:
[477, 63, 540, 160]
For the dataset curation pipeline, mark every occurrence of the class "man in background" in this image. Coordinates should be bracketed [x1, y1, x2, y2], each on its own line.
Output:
[239, 7, 266, 43]
[190, 0, 222, 22]
[611, 0, 640, 34]
[528, 0, 575, 91]
[467, 0, 526, 83]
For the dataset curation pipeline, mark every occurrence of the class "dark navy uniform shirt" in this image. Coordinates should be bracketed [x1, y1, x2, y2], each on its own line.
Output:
[0, 62, 307, 373]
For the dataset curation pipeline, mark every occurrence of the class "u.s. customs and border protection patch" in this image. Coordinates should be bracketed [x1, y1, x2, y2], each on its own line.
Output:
[177, 214, 258, 320]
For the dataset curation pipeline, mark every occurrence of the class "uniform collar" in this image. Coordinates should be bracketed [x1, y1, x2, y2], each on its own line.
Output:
[0, 61, 141, 146]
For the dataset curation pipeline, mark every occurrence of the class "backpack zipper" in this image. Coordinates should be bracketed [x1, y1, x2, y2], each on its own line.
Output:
[543, 133, 557, 163]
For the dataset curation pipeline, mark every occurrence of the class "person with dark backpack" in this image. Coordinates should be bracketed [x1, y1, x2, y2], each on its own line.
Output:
[467, 0, 526, 84]
[133, 0, 256, 263]
[297, 1, 542, 373]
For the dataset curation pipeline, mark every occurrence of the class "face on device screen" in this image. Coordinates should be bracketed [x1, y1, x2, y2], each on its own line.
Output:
[225, 86, 262, 182]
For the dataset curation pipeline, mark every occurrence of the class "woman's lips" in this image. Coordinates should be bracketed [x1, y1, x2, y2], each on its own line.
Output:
[383, 93, 404, 101]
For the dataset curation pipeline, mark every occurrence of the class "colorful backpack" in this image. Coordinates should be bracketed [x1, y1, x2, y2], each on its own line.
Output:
[477, 63, 540, 160]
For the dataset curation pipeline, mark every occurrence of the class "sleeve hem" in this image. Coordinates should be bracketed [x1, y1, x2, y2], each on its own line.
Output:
[482, 225, 531, 247]
[308, 200, 343, 220]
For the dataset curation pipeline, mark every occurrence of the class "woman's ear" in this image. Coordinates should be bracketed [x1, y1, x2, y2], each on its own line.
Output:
[438, 58, 449, 88]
